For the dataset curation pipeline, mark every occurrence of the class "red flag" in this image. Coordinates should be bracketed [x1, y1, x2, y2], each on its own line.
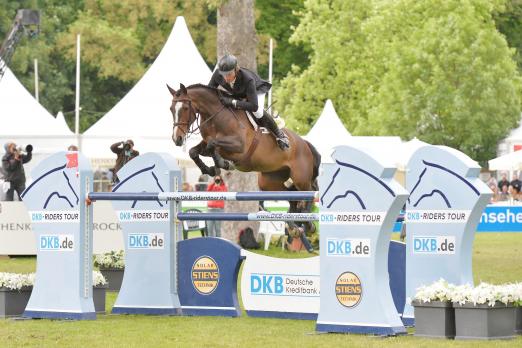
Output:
[66, 153, 78, 168]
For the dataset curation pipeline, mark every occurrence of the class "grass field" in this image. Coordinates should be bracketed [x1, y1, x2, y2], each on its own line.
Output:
[1, 233, 521, 347]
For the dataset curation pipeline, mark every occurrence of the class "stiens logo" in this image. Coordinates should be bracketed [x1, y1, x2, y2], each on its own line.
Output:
[335, 271, 362, 308]
[250, 273, 319, 297]
[413, 236, 456, 254]
[192, 256, 220, 295]
[128, 233, 164, 249]
[327, 238, 371, 257]
[40, 234, 74, 251]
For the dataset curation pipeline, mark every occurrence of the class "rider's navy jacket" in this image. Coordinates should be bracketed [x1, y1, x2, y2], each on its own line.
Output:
[208, 67, 272, 112]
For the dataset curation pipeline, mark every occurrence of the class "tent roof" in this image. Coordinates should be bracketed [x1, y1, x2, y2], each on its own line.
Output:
[55, 112, 73, 135]
[83, 16, 212, 140]
[306, 99, 351, 140]
[305, 100, 351, 160]
[0, 65, 68, 136]
[489, 150, 522, 171]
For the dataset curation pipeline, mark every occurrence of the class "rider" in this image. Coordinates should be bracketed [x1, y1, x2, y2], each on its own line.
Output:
[208, 54, 290, 150]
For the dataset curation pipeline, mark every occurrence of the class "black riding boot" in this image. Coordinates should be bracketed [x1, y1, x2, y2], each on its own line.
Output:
[260, 111, 290, 150]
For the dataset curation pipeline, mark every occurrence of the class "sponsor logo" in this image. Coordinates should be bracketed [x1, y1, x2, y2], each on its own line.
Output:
[117, 210, 169, 222]
[128, 233, 164, 249]
[30, 211, 79, 223]
[39, 234, 74, 251]
[413, 236, 456, 254]
[320, 212, 385, 225]
[192, 256, 219, 295]
[335, 272, 362, 308]
[327, 238, 371, 257]
[250, 273, 319, 297]
[405, 210, 469, 223]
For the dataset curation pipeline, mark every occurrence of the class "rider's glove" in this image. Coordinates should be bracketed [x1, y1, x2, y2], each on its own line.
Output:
[221, 97, 235, 108]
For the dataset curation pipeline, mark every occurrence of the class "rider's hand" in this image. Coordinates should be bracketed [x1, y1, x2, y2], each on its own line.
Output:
[221, 97, 235, 108]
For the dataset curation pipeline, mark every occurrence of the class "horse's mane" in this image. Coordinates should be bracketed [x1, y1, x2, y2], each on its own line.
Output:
[178, 83, 219, 95]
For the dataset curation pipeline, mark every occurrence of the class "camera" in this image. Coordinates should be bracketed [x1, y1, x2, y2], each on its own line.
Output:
[15, 144, 33, 154]
[122, 140, 133, 151]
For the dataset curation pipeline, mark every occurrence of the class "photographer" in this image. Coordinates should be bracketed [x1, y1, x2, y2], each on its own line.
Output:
[2, 142, 32, 201]
[110, 140, 139, 183]
[206, 175, 228, 238]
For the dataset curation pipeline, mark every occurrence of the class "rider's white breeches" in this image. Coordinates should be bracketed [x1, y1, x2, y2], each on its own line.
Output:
[254, 93, 266, 118]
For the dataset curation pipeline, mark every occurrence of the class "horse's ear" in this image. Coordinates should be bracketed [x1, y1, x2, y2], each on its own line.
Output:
[180, 83, 187, 95]
[166, 84, 176, 96]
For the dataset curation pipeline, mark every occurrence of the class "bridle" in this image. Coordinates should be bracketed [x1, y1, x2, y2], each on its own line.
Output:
[171, 94, 228, 137]
[172, 97, 198, 136]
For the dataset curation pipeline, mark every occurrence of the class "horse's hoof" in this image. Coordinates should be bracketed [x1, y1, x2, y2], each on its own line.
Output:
[207, 166, 220, 177]
[224, 161, 236, 171]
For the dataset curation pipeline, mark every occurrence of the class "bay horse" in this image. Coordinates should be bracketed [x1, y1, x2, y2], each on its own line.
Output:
[167, 83, 321, 234]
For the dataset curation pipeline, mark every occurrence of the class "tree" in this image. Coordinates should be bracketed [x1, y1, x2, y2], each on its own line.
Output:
[276, 0, 522, 163]
[216, 0, 260, 241]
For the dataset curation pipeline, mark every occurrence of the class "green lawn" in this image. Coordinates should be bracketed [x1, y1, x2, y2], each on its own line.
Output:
[1, 233, 521, 347]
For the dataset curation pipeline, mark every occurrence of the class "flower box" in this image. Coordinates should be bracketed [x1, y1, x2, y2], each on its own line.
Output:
[0, 286, 32, 318]
[515, 307, 522, 335]
[412, 300, 455, 338]
[99, 268, 124, 292]
[453, 302, 515, 340]
[93, 285, 107, 314]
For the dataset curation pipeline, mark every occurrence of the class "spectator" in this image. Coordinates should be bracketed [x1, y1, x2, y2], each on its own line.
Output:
[487, 175, 497, 189]
[1, 142, 32, 201]
[195, 174, 209, 191]
[510, 172, 522, 195]
[182, 182, 194, 191]
[498, 173, 510, 192]
[206, 175, 228, 238]
[285, 203, 315, 253]
[110, 140, 139, 183]
[498, 184, 510, 201]
[68, 145, 78, 151]
[489, 183, 499, 203]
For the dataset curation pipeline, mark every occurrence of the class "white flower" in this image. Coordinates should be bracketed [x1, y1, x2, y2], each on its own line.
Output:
[94, 250, 125, 269]
[0, 272, 34, 290]
[93, 270, 107, 287]
[414, 278, 457, 303]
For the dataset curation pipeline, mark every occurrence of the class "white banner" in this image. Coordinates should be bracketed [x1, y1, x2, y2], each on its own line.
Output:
[405, 210, 470, 223]
[116, 210, 169, 222]
[29, 210, 79, 223]
[319, 212, 386, 225]
[241, 250, 319, 316]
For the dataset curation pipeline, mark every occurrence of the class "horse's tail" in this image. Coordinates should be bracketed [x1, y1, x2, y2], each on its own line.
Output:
[305, 140, 321, 191]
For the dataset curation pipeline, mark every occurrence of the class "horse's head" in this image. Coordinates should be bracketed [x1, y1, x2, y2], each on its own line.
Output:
[167, 83, 198, 146]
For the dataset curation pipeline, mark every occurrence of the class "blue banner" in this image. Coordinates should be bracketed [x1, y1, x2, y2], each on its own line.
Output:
[477, 205, 522, 232]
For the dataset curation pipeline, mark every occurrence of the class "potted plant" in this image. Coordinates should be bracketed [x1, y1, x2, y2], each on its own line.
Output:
[93, 271, 108, 314]
[412, 279, 457, 338]
[452, 282, 516, 340]
[94, 250, 125, 291]
[0, 273, 34, 318]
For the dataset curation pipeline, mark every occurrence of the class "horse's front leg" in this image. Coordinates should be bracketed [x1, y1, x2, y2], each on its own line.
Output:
[189, 141, 219, 177]
[207, 138, 240, 171]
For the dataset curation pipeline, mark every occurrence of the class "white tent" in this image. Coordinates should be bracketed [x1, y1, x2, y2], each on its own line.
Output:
[489, 150, 522, 171]
[81, 16, 212, 162]
[0, 65, 77, 179]
[55, 111, 74, 135]
[305, 99, 351, 161]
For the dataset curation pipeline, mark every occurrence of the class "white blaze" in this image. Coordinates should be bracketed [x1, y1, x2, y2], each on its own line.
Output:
[174, 101, 182, 135]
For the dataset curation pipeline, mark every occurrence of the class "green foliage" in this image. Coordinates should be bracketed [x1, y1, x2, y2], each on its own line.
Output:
[276, 0, 522, 163]
[494, 0, 522, 71]
[255, 0, 309, 82]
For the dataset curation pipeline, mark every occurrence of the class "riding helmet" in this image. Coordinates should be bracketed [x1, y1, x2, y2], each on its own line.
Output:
[218, 54, 238, 75]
